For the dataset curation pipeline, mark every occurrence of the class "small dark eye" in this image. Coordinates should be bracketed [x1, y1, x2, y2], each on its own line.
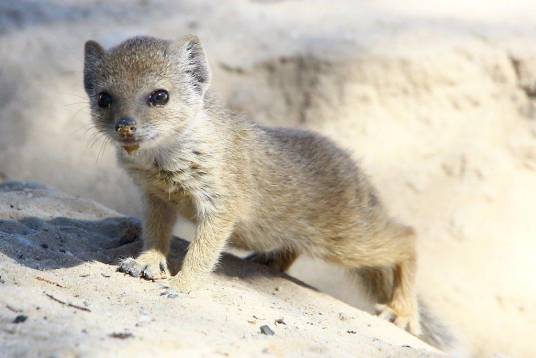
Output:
[148, 89, 169, 107]
[97, 92, 112, 108]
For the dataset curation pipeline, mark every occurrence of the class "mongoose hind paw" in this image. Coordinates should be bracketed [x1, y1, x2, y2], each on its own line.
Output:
[374, 303, 422, 336]
[245, 252, 283, 271]
[245, 251, 297, 273]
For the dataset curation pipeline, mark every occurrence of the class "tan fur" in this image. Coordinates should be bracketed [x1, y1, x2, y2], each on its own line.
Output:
[83, 35, 454, 345]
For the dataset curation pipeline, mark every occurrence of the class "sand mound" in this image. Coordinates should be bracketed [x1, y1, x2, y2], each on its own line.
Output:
[0, 181, 441, 357]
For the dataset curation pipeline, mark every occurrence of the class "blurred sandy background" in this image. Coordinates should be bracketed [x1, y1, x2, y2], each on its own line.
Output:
[1, 1, 536, 357]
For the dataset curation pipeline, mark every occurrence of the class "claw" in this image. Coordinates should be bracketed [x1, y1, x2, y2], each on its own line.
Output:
[375, 304, 396, 322]
[141, 266, 156, 280]
[159, 261, 169, 275]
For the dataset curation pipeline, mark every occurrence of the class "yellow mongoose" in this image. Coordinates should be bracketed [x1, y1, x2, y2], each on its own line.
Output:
[84, 35, 454, 349]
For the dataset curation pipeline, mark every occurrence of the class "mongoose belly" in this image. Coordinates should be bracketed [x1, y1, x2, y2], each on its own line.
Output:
[229, 221, 302, 252]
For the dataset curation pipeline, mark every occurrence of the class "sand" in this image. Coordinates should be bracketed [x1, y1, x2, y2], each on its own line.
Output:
[0, 181, 441, 357]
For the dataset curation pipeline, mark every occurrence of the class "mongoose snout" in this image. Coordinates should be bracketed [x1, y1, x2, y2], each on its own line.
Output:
[115, 117, 137, 138]
[114, 117, 140, 153]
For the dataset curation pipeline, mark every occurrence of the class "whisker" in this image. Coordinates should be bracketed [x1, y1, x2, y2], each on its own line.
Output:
[96, 137, 111, 162]
[64, 101, 90, 107]
[86, 133, 102, 152]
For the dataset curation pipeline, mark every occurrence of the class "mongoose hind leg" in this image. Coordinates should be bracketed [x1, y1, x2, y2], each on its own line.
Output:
[246, 249, 299, 272]
[374, 224, 421, 336]
[353, 267, 393, 304]
[335, 223, 421, 336]
[374, 254, 421, 336]
[118, 194, 176, 281]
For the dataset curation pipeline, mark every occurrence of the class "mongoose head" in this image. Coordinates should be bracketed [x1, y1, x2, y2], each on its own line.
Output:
[83, 35, 211, 153]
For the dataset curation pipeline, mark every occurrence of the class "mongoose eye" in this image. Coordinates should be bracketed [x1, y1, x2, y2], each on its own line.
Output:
[97, 92, 113, 109]
[148, 89, 169, 107]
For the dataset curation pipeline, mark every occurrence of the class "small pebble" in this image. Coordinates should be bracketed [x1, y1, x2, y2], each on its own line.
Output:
[260, 325, 275, 336]
[13, 315, 28, 324]
[274, 318, 286, 325]
[109, 332, 133, 339]
[347, 330, 356, 334]
[338, 312, 348, 321]
[161, 289, 178, 299]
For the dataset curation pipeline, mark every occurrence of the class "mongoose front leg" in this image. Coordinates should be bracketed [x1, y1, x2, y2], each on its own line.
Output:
[171, 213, 235, 293]
[119, 194, 177, 280]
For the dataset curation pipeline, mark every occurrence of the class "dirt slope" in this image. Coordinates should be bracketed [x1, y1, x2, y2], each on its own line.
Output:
[0, 181, 441, 357]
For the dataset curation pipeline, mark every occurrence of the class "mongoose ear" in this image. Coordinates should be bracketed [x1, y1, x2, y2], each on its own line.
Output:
[174, 35, 211, 98]
[83, 40, 105, 94]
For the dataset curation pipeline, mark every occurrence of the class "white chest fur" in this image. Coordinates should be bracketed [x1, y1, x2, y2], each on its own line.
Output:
[118, 140, 219, 220]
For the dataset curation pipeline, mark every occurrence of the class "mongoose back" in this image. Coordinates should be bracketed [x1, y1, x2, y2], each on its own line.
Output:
[84, 35, 455, 349]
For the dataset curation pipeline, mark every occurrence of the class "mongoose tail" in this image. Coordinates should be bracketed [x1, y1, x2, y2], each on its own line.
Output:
[419, 301, 466, 356]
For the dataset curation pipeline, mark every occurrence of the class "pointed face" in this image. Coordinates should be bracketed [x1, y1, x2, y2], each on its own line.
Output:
[83, 36, 211, 152]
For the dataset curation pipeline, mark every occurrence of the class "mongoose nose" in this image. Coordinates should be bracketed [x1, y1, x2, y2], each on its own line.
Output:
[115, 117, 137, 137]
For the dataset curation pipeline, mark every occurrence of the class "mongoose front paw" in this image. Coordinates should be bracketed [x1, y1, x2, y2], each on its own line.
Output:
[374, 304, 422, 336]
[118, 253, 169, 281]
[169, 272, 202, 294]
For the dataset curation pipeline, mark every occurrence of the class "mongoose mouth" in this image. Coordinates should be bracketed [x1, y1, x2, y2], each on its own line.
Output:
[116, 132, 157, 154]
[122, 144, 140, 154]
[117, 138, 141, 154]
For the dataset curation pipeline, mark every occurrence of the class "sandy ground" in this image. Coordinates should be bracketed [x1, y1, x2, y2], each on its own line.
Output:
[1, 1, 536, 357]
[0, 181, 443, 357]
